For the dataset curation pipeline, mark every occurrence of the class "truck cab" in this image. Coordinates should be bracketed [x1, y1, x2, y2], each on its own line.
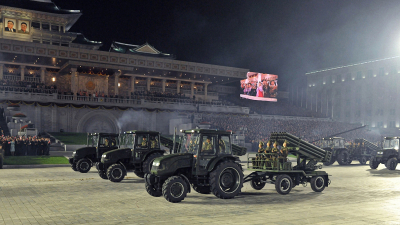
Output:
[370, 137, 399, 170]
[69, 133, 120, 173]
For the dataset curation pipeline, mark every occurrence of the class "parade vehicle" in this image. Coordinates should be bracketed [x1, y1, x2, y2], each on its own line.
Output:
[321, 137, 348, 166]
[246, 132, 331, 195]
[69, 133, 120, 173]
[348, 139, 379, 165]
[369, 137, 400, 170]
[98, 131, 169, 182]
[145, 129, 247, 203]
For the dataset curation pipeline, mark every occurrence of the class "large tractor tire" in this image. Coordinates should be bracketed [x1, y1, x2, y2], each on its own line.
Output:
[98, 170, 108, 179]
[323, 156, 336, 166]
[275, 174, 293, 195]
[192, 185, 211, 194]
[209, 161, 243, 199]
[359, 156, 367, 165]
[143, 153, 162, 174]
[310, 176, 326, 192]
[107, 164, 126, 182]
[133, 170, 145, 178]
[76, 158, 91, 173]
[71, 163, 78, 172]
[250, 177, 266, 190]
[369, 157, 379, 169]
[337, 150, 350, 165]
[386, 158, 398, 171]
[145, 174, 162, 197]
[162, 176, 188, 203]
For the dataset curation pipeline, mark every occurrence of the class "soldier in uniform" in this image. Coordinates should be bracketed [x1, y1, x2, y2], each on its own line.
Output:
[253, 141, 264, 168]
[263, 141, 272, 168]
[141, 136, 148, 148]
[278, 140, 289, 170]
[201, 138, 213, 153]
[271, 141, 279, 169]
[187, 140, 195, 153]
[218, 138, 226, 154]
[150, 136, 158, 149]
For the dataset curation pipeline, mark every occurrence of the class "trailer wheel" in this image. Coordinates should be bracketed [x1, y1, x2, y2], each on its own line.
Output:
[209, 161, 243, 199]
[145, 178, 162, 197]
[369, 157, 379, 169]
[98, 170, 108, 179]
[162, 176, 188, 203]
[71, 163, 78, 172]
[143, 153, 162, 174]
[337, 150, 349, 165]
[275, 174, 292, 195]
[133, 170, 145, 178]
[192, 185, 211, 194]
[76, 158, 91, 173]
[359, 156, 367, 165]
[250, 178, 266, 190]
[310, 176, 325, 192]
[107, 164, 126, 182]
[386, 158, 398, 171]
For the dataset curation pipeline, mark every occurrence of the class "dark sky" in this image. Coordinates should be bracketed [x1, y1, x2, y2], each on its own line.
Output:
[53, 0, 400, 91]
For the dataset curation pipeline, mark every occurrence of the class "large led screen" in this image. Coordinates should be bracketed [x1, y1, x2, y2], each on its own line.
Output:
[240, 72, 278, 102]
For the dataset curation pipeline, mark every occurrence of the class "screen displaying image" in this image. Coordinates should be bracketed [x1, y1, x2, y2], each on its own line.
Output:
[240, 72, 278, 102]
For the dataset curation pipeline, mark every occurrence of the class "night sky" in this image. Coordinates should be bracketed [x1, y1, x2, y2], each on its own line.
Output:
[52, 0, 400, 91]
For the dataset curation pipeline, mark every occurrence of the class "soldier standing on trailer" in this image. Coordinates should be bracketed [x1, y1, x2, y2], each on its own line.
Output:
[264, 140, 272, 168]
[271, 141, 279, 169]
[254, 141, 264, 168]
[279, 140, 289, 169]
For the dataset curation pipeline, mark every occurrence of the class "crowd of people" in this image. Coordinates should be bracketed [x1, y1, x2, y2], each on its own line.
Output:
[0, 80, 57, 94]
[1, 135, 50, 156]
[201, 115, 381, 151]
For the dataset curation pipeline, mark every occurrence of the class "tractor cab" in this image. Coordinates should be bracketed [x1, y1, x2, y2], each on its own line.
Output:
[94, 133, 120, 158]
[322, 137, 345, 149]
[382, 137, 399, 150]
[119, 131, 161, 162]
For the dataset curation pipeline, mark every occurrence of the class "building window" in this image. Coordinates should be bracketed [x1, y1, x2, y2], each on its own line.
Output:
[32, 21, 40, 29]
[32, 39, 40, 43]
[42, 23, 50, 30]
[356, 71, 362, 80]
[61, 42, 69, 47]
[367, 70, 373, 78]
[378, 67, 385, 76]
[42, 40, 50, 45]
[52, 42, 60, 46]
[51, 25, 59, 32]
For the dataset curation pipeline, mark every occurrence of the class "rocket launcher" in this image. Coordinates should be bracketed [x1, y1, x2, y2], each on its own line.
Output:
[354, 138, 380, 152]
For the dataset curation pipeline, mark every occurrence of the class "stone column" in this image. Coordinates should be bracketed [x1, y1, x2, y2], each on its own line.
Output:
[191, 82, 195, 98]
[0, 64, 3, 80]
[147, 77, 151, 92]
[204, 83, 208, 101]
[40, 67, 46, 84]
[177, 81, 181, 94]
[114, 72, 120, 96]
[130, 76, 136, 93]
[20, 65, 25, 81]
[70, 67, 77, 99]
[162, 79, 166, 93]
[105, 75, 109, 96]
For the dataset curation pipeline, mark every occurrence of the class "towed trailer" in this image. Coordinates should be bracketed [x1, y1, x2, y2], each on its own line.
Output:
[245, 132, 332, 194]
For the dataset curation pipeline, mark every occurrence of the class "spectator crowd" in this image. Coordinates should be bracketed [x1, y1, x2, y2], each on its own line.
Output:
[0, 80, 57, 94]
[0, 136, 50, 156]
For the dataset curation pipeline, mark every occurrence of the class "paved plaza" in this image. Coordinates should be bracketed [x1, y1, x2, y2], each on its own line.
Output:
[1, 160, 400, 225]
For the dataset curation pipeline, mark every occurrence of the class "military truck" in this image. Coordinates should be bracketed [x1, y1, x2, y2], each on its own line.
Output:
[246, 132, 331, 195]
[145, 129, 247, 203]
[348, 139, 379, 165]
[98, 131, 166, 182]
[69, 133, 120, 173]
[369, 137, 399, 170]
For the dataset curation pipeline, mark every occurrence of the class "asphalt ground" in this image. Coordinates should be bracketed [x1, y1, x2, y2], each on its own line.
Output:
[1, 160, 400, 225]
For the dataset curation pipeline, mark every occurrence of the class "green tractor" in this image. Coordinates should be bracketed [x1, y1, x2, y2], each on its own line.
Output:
[145, 129, 247, 203]
[98, 131, 167, 182]
[369, 137, 400, 170]
[69, 133, 120, 173]
[321, 137, 349, 166]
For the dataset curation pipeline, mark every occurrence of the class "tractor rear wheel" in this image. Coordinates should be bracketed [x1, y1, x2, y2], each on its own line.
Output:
[209, 161, 243, 199]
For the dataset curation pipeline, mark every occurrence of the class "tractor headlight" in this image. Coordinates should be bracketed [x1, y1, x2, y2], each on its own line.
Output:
[102, 155, 107, 158]
[72, 151, 76, 157]
[377, 152, 383, 155]
[153, 161, 160, 167]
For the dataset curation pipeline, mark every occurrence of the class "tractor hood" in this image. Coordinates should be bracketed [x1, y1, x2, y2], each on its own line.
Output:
[72, 147, 96, 158]
[101, 148, 132, 163]
[151, 153, 193, 176]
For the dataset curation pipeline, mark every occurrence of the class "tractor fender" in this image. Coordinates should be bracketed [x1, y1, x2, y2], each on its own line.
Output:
[207, 155, 237, 172]
[143, 150, 165, 161]
[179, 174, 191, 193]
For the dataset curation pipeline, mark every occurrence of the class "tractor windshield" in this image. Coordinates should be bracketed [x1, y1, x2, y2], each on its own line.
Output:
[120, 133, 135, 148]
[180, 133, 200, 154]
[88, 134, 98, 147]
[383, 139, 399, 150]
[322, 140, 332, 148]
